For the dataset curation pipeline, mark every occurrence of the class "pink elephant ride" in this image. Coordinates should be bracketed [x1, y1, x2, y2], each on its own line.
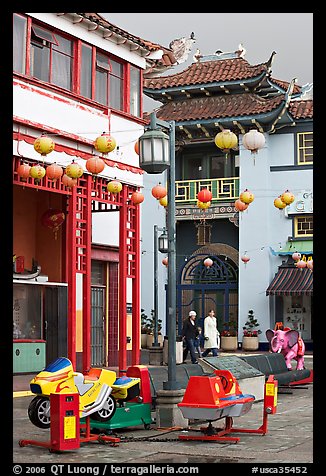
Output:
[266, 328, 305, 370]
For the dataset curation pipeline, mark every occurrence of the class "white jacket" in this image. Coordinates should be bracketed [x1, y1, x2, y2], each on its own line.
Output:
[203, 316, 220, 349]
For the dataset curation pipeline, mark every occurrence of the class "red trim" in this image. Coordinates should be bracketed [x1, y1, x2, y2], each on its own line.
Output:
[13, 339, 46, 343]
[118, 187, 128, 374]
[132, 201, 141, 365]
[67, 186, 77, 368]
[82, 175, 92, 372]
[91, 247, 119, 262]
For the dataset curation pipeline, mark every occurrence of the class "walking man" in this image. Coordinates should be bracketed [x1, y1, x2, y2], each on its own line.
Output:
[182, 310, 199, 364]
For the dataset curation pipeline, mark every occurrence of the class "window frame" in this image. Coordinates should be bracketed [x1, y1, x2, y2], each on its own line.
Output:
[296, 132, 313, 165]
[293, 214, 313, 238]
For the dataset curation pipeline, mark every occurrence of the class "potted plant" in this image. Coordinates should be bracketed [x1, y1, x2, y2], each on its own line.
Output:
[242, 309, 261, 351]
[220, 318, 238, 351]
[145, 309, 163, 347]
[141, 309, 150, 348]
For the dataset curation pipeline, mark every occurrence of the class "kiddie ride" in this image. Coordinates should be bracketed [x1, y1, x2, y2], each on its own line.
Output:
[178, 369, 278, 443]
[19, 357, 153, 452]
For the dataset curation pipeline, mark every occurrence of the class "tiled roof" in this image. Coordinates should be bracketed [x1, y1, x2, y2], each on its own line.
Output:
[288, 100, 313, 119]
[154, 94, 284, 122]
[144, 57, 269, 90]
[269, 77, 302, 94]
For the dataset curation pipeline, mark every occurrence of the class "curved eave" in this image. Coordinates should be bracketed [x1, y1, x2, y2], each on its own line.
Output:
[144, 71, 269, 101]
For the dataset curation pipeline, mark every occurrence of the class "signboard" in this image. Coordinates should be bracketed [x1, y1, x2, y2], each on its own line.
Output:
[286, 190, 313, 215]
[202, 355, 264, 379]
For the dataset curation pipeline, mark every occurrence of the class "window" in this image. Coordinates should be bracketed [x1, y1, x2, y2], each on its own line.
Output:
[91, 260, 106, 285]
[297, 132, 313, 165]
[13, 14, 27, 74]
[81, 44, 93, 99]
[130, 66, 141, 117]
[294, 215, 313, 238]
[196, 221, 212, 245]
[95, 52, 123, 108]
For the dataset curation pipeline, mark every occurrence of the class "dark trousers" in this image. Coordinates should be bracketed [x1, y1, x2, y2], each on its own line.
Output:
[202, 348, 218, 357]
[183, 338, 198, 363]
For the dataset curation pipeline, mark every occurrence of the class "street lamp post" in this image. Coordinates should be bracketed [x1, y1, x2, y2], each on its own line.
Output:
[139, 112, 181, 390]
[153, 225, 168, 347]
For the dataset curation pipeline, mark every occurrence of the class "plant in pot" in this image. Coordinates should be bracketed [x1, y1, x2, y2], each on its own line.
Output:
[242, 309, 261, 351]
[141, 309, 151, 348]
[220, 319, 238, 351]
[146, 309, 163, 347]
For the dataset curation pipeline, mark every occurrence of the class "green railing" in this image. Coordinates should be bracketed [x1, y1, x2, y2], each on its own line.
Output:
[175, 177, 240, 203]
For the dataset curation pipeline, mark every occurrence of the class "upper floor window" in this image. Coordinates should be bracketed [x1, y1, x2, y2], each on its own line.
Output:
[13, 14, 141, 118]
[294, 215, 313, 238]
[297, 132, 313, 165]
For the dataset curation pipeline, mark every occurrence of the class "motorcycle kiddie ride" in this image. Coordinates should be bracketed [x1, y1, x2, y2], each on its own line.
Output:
[28, 357, 141, 429]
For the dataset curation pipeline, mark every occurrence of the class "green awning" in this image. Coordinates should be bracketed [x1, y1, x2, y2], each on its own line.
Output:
[270, 240, 313, 256]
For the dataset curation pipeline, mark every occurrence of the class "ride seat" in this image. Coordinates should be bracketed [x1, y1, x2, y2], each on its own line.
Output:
[84, 368, 102, 381]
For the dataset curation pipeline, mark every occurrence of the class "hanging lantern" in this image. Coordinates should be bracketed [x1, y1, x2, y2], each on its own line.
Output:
[33, 134, 55, 156]
[274, 196, 287, 210]
[17, 162, 31, 181]
[292, 252, 301, 262]
[151, 183, 167, 200]
[234, 199, 249, 212]
[197, 188, 212, 203]
[86, 156, 105, 175]
[66, 160, 84, 179]
[159, 195, 168, 207]
[41, 208, 65, 240]
[242, 130, 265, 154]
[29, 164, 46, 182]
[46, 162, 63, 181]
[130, 191, 144, 204]
[107, 180, 122, 194]
[62, 174, 77, 188]
[197, 200, 211, 209]
[94, 132, 116, 154]
[214, 129, 238, 153]
[306, 257, 313, 271]
[134, 140, 139, 155]
[240, 189, 254, 204]
[241, 254, 250, 266]
[296, 256, 307, 269]
[281, 190, 295, 206]
[162, 257, 168, 267]
[204, 257, 213, 268]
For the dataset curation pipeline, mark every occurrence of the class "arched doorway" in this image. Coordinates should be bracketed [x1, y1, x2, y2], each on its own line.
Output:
[177, 244, 239, 335]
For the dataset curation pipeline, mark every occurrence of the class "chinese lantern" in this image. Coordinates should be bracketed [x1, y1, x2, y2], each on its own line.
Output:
[214, 129, 238, 153]
[134, 140, 139, 155]
[62, 174, 77, 188]
[94, 133, 116, 154]
[241, 254, 250, 266]
[29, 164, 46, 182]
[281, 190, 295, 206]
[41, 208, 65, 240]
[292, 252, 301, 262]
[240, 189, 254, 204]
[204, 257, 213, 268]
[17, 162, 31, 181]
[162, 257, 168, 267]
[46, 162, 63, 181]
[107, 180, 122, 194]
[86, 156, 105, 175]
[234, 199, 249, 212]
[131, 191, 144, 204]
[66, 160, 84, 179]
[33, 134, 55, 156]
[274, 196, 287, 210]
[197, 188, 212, 203]
[242, 129, 265, 156]
[151, 183, 167, 200]
[197, 200, 211, 209]
[159, 196, 168, 207]
[307, 257, 313, 271]
[296, 256, 307, 269]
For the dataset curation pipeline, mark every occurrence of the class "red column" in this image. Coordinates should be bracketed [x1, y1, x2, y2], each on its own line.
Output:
[67, 186, 77, 369]
[132, 201, 141, 365]
[82, 174, 92, 372]
[118, 186, 128, 374]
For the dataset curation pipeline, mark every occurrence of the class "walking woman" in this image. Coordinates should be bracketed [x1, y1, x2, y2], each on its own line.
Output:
[182, 310, 199, 364]
[202, 309, 220, 357]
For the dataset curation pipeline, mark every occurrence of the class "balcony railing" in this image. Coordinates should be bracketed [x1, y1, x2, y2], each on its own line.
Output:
[175, 177, 240, 203]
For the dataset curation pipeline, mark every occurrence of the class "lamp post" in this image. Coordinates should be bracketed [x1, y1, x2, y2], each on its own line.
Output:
[139, 112, 181, 390]
[153, 225, 168, 347]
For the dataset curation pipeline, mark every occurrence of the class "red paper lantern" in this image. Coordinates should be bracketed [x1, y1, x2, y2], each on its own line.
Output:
[306, 257, 313, 271]
[197, 188, 212, 203]
[204, 258, 213, 268]
[292, 252, 301, 262]
[17, 162, 31, 181]
[41, 209, 65, 239]
[46, 162, 63, 181]
[241, 254, 250, 266]
[62, 174, 77, 188]
[162, 257, 168, 267]
[134, 140, 139, 155]
[131, 191, 144, 204]
[234, 199, 249, 212]
[296, 256, 307, 269]
[86, 156, 105, 175]
[152, 183, 167, 200]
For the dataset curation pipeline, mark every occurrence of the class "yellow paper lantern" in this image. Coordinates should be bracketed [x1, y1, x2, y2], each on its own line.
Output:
[29, 164, 46, 181]
[197, 200, 211, 209]
[107, 180, 122, 194]
[214, 129, 238, 152]
[239, 189, 254, 204]
[159, 196, 168, 207]
[281, 190, 295, 205]
[33, 134, 55, 156]
[94, 133, 116, 154]
[274, 196, 287, 210]
[66, 160, 84, 179]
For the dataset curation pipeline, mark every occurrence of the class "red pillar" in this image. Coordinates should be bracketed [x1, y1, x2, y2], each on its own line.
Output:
[82, 174, 92, 372]
[67, 186, 77, 369]
[132, 201, 141, 365]
[118, 186, 128, 374]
